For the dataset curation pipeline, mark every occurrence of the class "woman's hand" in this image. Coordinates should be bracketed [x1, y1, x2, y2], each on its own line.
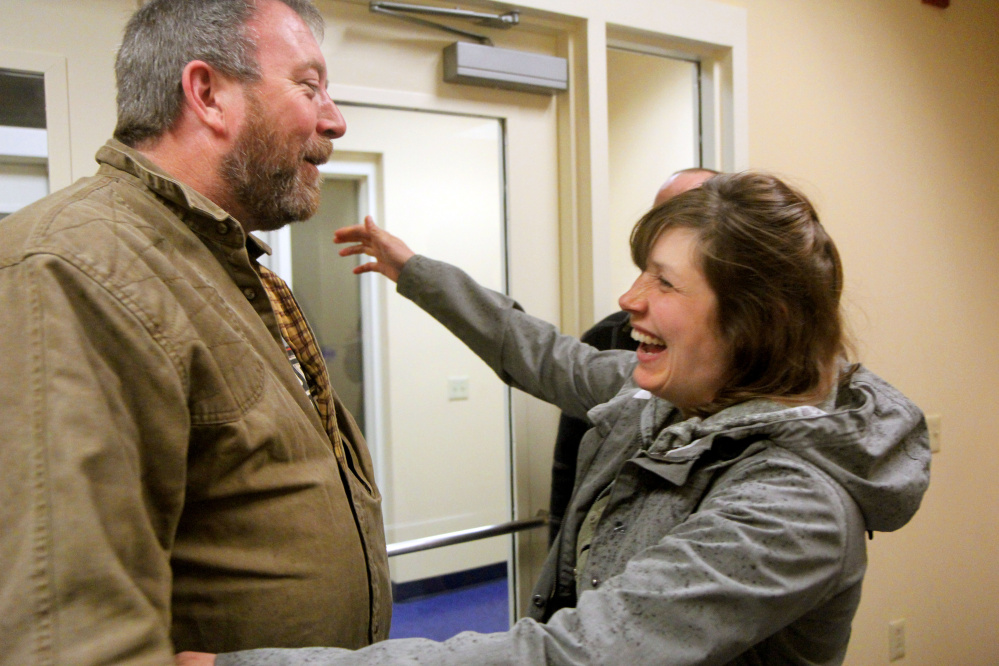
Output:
[175, 652, 215, 666]
[334, 215, 415, 283]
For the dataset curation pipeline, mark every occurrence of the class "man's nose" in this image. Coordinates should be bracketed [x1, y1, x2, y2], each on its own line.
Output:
[318, 93, 346, 139]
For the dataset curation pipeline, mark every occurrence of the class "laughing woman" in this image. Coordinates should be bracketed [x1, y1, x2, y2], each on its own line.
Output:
[194, 172, 931, 666]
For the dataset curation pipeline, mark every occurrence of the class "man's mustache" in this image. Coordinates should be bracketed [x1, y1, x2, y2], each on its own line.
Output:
[304, 137, 333, 165]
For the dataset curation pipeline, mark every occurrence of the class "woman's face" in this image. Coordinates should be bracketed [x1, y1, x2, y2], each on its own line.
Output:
[619, 227, 730, 415]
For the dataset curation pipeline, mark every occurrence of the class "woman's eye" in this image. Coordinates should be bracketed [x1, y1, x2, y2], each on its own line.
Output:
[658, 277, 674, 289]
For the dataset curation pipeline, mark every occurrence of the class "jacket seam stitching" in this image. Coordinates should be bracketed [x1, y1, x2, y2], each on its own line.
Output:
[21, 249, 189, 389]
[26, 262, 56, 665]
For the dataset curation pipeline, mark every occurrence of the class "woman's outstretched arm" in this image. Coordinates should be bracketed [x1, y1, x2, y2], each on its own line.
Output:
[333, 217, 635, 418]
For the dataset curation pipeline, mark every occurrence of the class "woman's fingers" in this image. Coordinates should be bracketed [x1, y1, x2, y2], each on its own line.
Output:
[338, 244, 368, 257]
[333, 225, 368, 244]
[333, 215, 411, 283]
[353, 261, 382, 276]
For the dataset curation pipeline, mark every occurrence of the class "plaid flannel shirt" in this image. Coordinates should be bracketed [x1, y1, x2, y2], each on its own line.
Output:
[257, 264, 350, 471]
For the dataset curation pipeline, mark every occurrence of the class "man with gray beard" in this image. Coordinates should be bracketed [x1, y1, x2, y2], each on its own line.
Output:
[0, 1, 390, 664]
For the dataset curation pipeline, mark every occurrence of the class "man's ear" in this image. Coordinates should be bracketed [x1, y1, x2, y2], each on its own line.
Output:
[180, 60, 240, 136]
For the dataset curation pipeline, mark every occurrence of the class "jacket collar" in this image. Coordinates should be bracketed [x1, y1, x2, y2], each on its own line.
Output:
[600, 385, 829, 487]
[95, 139, 271, 260]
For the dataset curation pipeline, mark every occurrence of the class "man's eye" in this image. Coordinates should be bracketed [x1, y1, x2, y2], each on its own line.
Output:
[658, 277, 674, 289]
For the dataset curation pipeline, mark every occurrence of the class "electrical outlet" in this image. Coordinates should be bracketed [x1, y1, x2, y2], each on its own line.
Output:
[926, 413, 942, 453]
[888, 618, 906, 661]
[447, 376, 470, 401]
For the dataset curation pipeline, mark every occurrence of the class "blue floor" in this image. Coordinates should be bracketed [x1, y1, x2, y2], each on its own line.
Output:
[389, 576, 510, 641]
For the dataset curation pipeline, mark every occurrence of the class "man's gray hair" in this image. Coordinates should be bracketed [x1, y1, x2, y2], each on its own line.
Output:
[113, 0, 324, 147]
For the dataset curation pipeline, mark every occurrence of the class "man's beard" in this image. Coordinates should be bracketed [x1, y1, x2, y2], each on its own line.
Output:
[219, 93, 333, 232]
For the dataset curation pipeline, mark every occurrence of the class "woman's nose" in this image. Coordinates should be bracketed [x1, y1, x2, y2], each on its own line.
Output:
[618, 276, 646, 313]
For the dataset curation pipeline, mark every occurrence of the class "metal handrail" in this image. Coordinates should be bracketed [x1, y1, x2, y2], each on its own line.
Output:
[387, 513, 548, 557]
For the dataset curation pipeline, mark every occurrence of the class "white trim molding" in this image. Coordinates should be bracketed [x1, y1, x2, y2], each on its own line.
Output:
[0, 50, 72, 189]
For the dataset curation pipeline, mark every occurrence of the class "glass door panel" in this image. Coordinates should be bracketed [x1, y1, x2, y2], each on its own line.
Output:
[288, 178, 366, 432]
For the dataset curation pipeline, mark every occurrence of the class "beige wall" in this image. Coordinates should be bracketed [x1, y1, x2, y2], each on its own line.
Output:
[711, 0, 999, 664]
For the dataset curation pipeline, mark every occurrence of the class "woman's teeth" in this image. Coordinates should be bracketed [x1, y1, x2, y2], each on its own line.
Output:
[631, 329, 666, 347]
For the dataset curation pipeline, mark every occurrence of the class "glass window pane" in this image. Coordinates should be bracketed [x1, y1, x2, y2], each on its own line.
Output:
[0, 69, 46, 129]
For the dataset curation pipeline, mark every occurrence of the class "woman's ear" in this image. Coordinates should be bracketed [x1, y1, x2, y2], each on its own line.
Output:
[180, 60, 241, 137]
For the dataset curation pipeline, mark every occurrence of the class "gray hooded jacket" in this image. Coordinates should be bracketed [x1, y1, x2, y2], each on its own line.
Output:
[220, 256, 931, 666]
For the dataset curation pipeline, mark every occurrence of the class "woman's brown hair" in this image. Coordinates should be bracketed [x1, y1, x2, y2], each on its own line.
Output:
[630, 171, 849, 414]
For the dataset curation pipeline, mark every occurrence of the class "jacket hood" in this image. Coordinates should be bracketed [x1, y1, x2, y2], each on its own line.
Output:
[618, 365, 931, 533]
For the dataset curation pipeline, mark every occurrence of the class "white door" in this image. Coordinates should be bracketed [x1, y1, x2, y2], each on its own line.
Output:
[607, 48, 703, 302]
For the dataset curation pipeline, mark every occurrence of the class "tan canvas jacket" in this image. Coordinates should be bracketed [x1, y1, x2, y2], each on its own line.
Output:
[0, 140, 391, 665]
